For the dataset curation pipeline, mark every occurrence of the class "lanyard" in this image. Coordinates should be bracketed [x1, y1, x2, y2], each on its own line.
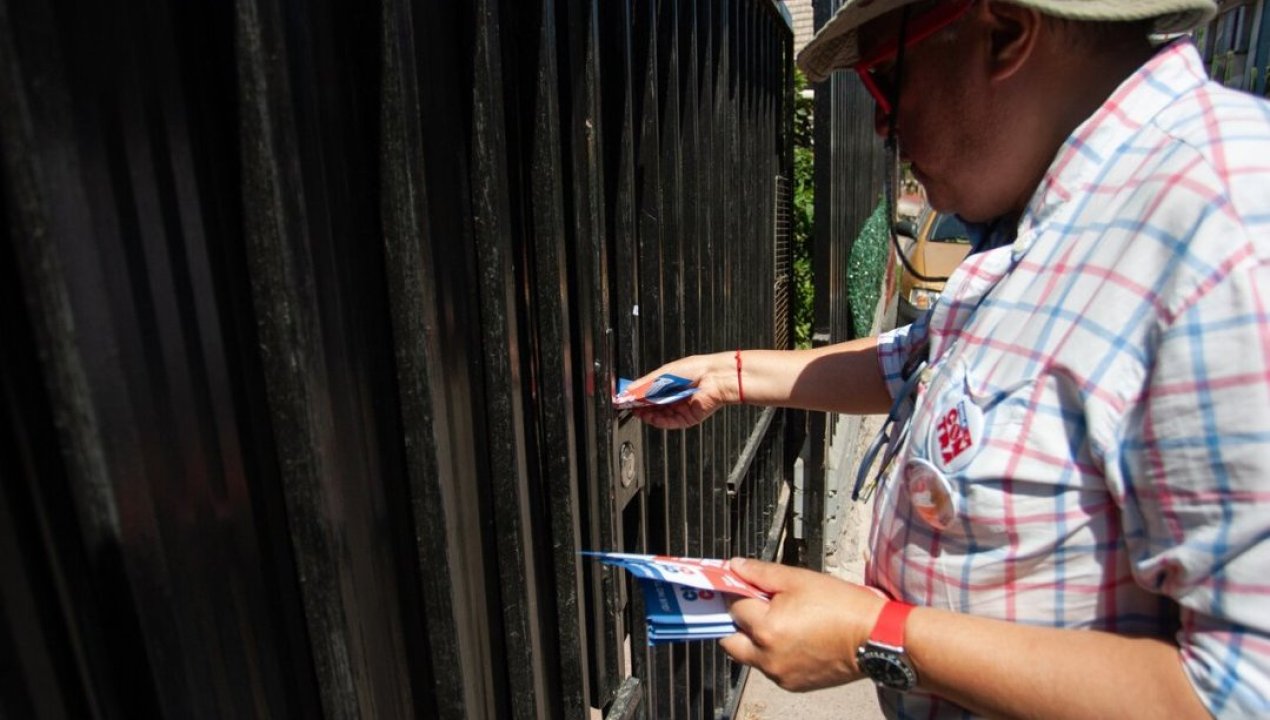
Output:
[854, 233, 1022, 504]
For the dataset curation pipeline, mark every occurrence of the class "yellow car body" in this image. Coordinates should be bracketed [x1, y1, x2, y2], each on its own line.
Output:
[895, 208, 973, 324]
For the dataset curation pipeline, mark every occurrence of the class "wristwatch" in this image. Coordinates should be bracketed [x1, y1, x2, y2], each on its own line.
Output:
[857, 600, 918, 691]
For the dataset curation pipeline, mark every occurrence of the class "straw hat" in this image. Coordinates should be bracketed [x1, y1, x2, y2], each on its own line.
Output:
[797, 0, 1218, 81]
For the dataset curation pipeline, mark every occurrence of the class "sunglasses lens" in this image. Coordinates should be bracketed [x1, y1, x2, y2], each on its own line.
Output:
[855, 0, 975, 115]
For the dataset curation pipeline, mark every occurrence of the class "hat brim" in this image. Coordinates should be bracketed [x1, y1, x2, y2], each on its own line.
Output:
[796, 0, 1217, 83]
[796, 0, 920, 83]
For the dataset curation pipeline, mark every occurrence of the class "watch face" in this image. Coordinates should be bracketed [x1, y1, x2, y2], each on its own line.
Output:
[858, 648, 918, 691]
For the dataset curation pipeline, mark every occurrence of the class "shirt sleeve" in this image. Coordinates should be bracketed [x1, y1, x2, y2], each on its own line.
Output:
[877, 309, 931, 400]
[1119, 255, 1270, 718]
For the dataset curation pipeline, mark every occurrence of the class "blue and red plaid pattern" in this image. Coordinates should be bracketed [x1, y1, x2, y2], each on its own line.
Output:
[871, 40, 1270, 718]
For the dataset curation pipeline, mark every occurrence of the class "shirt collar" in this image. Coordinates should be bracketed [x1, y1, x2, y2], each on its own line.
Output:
[970, 40, 1209, 259]
[963, 215, 1016, 254]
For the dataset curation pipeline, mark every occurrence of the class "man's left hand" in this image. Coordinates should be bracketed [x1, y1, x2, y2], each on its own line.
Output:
[721, 558, 888, 692]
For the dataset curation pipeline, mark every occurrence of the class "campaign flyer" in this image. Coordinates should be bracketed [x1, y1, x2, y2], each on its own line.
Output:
[586, 552, 770, 645]
[612, 374, 698, 410]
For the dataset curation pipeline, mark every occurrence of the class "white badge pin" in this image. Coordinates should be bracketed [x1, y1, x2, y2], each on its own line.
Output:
[928, 389, 984, 475]
[904, 457, 958, 531]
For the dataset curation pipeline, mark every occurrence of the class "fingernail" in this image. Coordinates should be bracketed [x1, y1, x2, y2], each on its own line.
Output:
[730, 557, 747, 569]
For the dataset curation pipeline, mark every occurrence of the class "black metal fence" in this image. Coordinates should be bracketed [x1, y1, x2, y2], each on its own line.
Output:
[800, 0, 888, 571]
[0, 0, 794, 718]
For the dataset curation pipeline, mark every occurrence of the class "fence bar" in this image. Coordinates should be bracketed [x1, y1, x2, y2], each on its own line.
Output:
[0, 0, 795, 717]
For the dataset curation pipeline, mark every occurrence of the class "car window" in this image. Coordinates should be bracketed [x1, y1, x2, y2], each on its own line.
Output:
[929, 213, 970, 243]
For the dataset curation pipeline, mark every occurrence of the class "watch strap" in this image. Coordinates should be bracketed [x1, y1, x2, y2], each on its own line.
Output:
[870, 600, 915, 648]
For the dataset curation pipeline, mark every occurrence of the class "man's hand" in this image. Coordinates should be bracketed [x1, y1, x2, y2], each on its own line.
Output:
[720, 558, 888, 692]
[628, 354, 734, 430]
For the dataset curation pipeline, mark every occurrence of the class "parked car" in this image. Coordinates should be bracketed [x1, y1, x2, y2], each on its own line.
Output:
[895, 208, 973, 324]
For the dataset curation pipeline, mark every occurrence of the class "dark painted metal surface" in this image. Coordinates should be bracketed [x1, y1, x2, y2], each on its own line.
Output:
[801, 0, 888, 571]
[0, 0, 794, 718]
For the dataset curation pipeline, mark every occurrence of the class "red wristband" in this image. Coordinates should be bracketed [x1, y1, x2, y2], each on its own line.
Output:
[870, 600, 916, 648]
[735, 349, 745, 404]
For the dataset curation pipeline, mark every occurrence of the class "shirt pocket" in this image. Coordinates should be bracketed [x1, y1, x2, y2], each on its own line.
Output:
[902, 357, 1083, 533]
[905, 356, 1031, 474]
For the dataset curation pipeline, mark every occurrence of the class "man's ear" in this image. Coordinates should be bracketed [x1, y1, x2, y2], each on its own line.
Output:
[981, 1, 1042, 82]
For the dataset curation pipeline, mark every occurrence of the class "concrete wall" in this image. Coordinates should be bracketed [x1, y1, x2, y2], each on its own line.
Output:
[784, 0, 816, 55]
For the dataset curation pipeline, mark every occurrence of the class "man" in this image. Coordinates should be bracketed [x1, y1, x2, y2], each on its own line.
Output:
[632, 0, 1270, 716]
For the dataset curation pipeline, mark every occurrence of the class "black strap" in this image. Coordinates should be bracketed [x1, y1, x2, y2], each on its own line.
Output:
[885, 5, 952, 285]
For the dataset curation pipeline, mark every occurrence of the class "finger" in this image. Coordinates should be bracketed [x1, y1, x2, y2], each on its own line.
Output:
[728, 557, 796, 594]
[653, 406, 692, 429]
[727, 597, 769, 639]
[667, 402, 695, 424]
[631, 407, 666, 425]
[632, 406, 686, 430]
[718, 631, 762, 667]
[661, 400, 706, 428]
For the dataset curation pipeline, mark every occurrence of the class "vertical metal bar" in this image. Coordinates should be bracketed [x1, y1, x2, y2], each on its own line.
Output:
[712, 1, 731, 707]
[557, 0, 624, 707]
[234, 0, 366, 713]
[0, 3, 129, 714]
[601, 0, 639, 383]
[658, 0, 686, 564]
[3, 1, 799, 718]
[379, 0, 503, 715]
[595, 1, 650, 714]
[469, 1, 557, 717]
[628, 0, 680, 715]
[806, 0, 833, 572]
[501, 0, 595, 715]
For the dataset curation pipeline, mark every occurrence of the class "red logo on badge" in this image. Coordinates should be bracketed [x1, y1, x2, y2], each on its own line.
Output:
[937, 402, 974, 465]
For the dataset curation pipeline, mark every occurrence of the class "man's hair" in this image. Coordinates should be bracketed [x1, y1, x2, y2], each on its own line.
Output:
[925, 1, 1154, 53]
[1043, 14, 1153, 52]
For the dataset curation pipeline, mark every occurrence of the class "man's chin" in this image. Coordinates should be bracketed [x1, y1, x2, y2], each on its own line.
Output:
[925, 191, 992, 223]
[916, 175, 952, 212]
[924, 191, 958, 215]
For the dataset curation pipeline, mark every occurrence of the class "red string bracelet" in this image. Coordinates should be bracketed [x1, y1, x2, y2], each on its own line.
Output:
[735, 349, 745, 404]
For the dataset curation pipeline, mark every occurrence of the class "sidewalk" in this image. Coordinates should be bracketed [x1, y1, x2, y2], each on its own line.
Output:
[733, 257, 898, 719]
[735, 413, 888, 720]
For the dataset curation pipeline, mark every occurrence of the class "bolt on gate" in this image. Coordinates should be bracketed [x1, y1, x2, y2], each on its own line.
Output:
[0, 0, 797, 718]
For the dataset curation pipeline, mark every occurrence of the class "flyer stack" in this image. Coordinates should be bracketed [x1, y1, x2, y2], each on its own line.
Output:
[586, 552, 769, 644]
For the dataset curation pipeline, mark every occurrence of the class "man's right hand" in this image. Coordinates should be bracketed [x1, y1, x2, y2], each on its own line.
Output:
[720, 558, 886, 692]
[627, 338, 891, 426]
[627, 353, 737, 430]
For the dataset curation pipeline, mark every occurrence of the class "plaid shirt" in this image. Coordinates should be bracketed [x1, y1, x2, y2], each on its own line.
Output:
[871, 40, 1270, 719]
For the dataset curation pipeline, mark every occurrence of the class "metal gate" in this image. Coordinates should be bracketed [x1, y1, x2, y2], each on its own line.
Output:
[800, 0, 888, 571]
[0, 0, 794, 718]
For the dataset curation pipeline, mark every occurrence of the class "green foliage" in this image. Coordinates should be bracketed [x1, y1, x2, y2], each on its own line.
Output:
[847, 199, 890, 339]
[792, 70, 815, 348]
[788, 69, 889, 344]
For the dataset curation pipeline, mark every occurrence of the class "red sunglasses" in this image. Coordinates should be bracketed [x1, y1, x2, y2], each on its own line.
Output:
[855, 0, 976, 116]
